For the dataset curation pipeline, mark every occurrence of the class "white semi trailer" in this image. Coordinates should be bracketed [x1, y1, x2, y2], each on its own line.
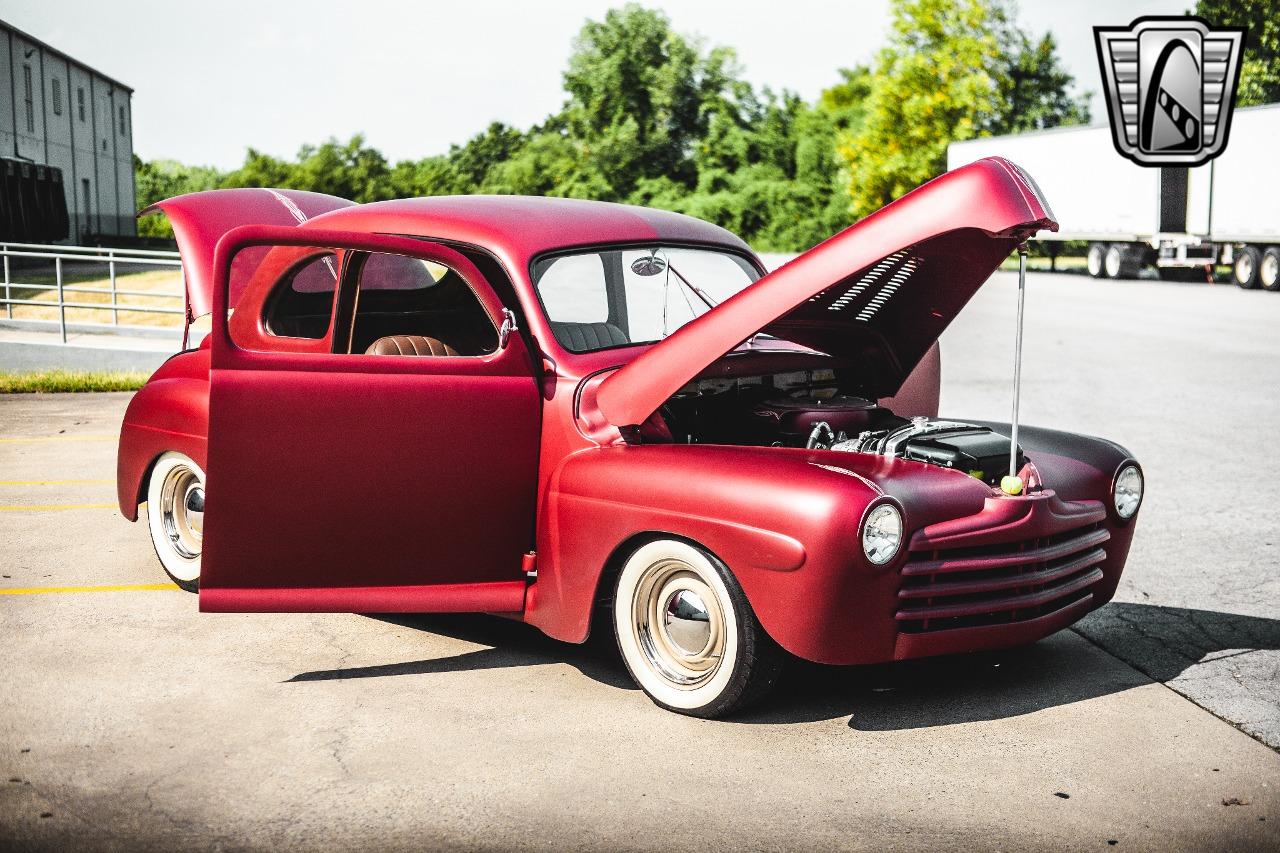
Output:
[947, 103, 1280, 289]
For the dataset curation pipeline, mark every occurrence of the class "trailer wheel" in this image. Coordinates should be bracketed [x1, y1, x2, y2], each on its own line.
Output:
[1234, 246, 1262, 289]
[1104, 244, 1141, 280]
[1086, 243, 1106, 278]
[1260, 248, 1280, 292]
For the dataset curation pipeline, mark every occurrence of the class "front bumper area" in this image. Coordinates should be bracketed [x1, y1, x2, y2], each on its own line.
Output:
[890, 490, 1130, 660]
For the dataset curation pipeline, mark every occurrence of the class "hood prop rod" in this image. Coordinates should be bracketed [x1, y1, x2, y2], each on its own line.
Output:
[1002, 242, 1030, 496]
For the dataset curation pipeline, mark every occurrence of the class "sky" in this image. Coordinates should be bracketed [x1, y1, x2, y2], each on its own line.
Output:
[5, 0, 1185, 169]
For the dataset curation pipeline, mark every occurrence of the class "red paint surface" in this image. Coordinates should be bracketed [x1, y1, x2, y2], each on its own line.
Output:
[201, 581, 526, 614]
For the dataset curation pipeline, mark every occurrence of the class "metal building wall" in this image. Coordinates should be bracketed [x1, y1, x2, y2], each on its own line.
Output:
[1, 21, 136, 244]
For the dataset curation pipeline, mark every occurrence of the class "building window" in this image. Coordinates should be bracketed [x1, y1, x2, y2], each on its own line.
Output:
[81, 178, 92, 234]
[77, 87, 86, 121]
[52, 78, 63, 116]
[118, 105, 127, 136]
[23, 65, 34, 132]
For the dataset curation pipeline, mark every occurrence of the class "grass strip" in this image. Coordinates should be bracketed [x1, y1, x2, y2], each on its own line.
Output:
[0, 369, 150, 393]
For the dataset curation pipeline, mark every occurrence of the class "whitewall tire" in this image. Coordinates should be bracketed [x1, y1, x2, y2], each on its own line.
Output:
[145, 452, 205, 592]
[613, 539, 784, 718]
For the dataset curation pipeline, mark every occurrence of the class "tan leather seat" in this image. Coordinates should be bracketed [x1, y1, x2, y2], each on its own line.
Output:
[364, 335, 459, 357]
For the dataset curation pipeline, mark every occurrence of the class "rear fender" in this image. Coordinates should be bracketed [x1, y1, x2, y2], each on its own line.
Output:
[116, 352, 210, 520]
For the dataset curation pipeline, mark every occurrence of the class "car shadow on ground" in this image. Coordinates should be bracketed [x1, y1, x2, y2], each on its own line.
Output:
[286, 612, 638, 691]
[1072, 602, 1280, 683]
[285, 604, 1280, 731]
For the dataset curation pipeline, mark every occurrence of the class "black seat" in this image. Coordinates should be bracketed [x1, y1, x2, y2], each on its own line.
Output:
[551, 321, 630, 352]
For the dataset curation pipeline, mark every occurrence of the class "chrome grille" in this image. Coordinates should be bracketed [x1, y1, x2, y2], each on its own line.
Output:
[897, 523, 1109, 634]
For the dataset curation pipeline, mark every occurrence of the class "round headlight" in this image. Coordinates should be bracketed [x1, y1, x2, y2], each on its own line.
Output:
[1114, 465, 1143, 519]
[862, 503, 903, 565]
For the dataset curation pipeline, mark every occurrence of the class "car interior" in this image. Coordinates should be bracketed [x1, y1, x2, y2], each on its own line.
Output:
[263, 250, 499, 357]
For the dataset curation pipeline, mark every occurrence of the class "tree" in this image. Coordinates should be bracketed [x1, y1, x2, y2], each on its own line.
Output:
[993, 31, 1090, 133]
[838, 0, 1089, 219]
[559, 4, 738, 197]
[839, 0, 1005, 218]
[220, 136, 394, 203]
[133, 156, 223, 238]
[1196, 0, 1280, 106]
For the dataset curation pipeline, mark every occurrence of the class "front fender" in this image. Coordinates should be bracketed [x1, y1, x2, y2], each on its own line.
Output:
[526, 443, 898, 663]
[970, 421, 1137, 503]
[116, 351, 210, 520]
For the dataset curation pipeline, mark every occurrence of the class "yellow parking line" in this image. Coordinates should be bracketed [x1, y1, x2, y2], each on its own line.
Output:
[0, 583, 178, 595]
[0, 503, 117, 511]
[0, 479, 115, 485]
[0, 435, 116, 444]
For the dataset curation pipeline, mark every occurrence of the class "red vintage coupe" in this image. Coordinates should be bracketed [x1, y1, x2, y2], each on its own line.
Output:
[117, 158, 1143, 717]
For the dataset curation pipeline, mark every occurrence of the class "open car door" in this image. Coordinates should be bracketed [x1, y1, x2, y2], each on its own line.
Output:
[198, 225, 540, 614]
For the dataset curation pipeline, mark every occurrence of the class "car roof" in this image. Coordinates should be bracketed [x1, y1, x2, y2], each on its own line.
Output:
[302, 195, 752, 264]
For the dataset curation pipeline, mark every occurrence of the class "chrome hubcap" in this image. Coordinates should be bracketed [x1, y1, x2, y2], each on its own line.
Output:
[663, 589, 712, 656]
[632, 559, 725, 688]
[160, 466, 203, 559]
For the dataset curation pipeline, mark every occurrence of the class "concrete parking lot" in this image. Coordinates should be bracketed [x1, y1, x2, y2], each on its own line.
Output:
[1, 270, 1278, 851]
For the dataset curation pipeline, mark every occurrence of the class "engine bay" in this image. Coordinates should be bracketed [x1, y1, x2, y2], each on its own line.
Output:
[654, 366, 1024, 486]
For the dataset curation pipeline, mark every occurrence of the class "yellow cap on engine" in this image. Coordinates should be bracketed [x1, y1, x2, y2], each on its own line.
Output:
[1000, 475, 1024, 496]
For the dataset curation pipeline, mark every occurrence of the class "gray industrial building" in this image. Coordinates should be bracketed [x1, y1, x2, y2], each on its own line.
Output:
[1, 19, 136, 244]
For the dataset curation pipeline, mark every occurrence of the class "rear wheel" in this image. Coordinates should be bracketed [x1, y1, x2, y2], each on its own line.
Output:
[1260, 248, 1280, 292]
[1234, 245, 1262, 289]
[613, 539, 784, 718]
[1086, 243, 1106, 278]
[145, 452, 205, 592]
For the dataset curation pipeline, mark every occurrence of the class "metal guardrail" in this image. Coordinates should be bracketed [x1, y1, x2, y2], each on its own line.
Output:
[0, 242, 184, 343]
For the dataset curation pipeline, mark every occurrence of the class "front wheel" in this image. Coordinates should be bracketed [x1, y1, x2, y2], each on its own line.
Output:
[613, 539, 784, 718]
[145, 452, 205, 592]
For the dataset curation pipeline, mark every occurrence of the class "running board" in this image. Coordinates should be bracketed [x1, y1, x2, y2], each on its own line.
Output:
[200, 581, 527, 614]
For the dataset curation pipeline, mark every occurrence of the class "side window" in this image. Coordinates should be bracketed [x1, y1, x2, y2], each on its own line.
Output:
[227, 245, 340, 353]
[343, 252, 498, 357]
[264, 253, 339, 339]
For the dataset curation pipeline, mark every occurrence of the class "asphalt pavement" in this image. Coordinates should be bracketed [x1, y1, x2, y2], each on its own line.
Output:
[1, 269, 1278, 851]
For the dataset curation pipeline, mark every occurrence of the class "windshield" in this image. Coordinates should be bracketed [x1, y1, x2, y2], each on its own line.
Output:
[532, 246, 760, 353]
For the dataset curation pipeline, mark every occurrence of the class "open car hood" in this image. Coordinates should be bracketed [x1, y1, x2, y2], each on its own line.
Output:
[596, 157, 1057, 428]
[142, 188, 354, 318]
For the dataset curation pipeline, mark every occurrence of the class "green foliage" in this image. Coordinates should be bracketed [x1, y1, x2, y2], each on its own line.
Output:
[133, 156, 221, 238]
[994, 31, 1091, 134]
[838, 0, 1086, 219]
[135, 1, 1090, 252]
[840, 0, 1004, 218]
[1196, 0, 1280, 106]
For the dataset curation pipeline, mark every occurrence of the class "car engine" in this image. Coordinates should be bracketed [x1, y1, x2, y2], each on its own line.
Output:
[807, 416, 1024, 487]
[661, 368, 1024, 486]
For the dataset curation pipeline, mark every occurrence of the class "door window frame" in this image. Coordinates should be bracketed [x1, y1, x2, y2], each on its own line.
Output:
[212, 225, 529, 378]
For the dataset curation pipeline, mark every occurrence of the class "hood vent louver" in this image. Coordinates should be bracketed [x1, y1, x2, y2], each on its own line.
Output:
[818, 249, 921, 323]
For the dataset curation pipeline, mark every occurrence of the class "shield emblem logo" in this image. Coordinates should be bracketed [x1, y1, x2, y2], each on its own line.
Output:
[1094, 17, 1246, 167]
